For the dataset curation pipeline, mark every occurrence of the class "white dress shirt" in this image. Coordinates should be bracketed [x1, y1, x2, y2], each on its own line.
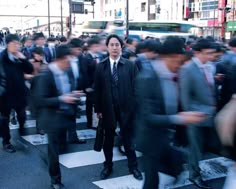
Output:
[109, 56, 120, 73]
[193, 57, 215, 86]
[70, 56, 79, 79]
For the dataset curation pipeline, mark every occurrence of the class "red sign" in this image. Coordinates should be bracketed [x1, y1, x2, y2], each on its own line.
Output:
[208, 19, 220, 27]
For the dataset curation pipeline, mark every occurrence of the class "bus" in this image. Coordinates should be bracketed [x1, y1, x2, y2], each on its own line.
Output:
[128, 20, 198, 41]
[74, 19, 124, 36]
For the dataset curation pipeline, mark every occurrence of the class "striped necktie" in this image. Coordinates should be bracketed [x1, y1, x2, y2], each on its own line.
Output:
[112, 61, 118, 85]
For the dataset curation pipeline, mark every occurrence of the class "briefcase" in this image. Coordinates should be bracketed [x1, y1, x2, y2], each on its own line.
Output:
[94, 119, 105, 152]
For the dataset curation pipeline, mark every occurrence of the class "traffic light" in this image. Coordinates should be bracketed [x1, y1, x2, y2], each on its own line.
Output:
[85, 9, 88, 14]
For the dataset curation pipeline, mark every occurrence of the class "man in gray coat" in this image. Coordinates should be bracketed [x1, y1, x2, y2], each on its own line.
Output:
[180, 39, 217, 189]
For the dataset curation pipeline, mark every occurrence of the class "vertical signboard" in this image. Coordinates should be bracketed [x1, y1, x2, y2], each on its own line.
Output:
[218, 0, 226, 26]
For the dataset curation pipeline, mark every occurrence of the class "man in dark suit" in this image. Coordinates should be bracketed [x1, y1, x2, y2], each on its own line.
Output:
[84, 37, 102, 129]
[0, 34, 33, 153]
[94, 34, 142, 180]
[134, 36, 207, 189]
[122, 38, 138, 61]
[35, 45, 79, 189]
[44, 37, 57, 63]
[30, 32, 51, 64]
[67, 38, 88, 144]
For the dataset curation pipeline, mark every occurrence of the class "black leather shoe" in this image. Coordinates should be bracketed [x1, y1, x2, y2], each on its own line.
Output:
[10, 117, 17, 125]
[3, 144, 16, 153]
[130, 168, 143, 180]
[68, 139, 86, 144]
[100, 167, 112, 180]
[50, 183, 66, 189]
[190, 177, 212, 189]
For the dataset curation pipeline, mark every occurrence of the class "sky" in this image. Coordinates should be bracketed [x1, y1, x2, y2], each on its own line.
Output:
[0, 0, 70, 29]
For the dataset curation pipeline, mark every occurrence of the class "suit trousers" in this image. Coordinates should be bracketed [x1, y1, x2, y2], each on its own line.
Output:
[47, 129, 67, 184]
[103, 108, 137, 170]
[0, 106, 26, 145]
[188, 126, 221, 179]
[86, 94, 94, 127]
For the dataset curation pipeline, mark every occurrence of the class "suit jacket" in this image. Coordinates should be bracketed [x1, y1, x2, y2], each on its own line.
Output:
[84, 53, 97, 88]
[216, 53, 236, 109]
[35, 68, 76, 132]
[94, 57, 138, 129]
[44, 46, 55, 63]
[180, 60, 216, 127]
[122, 48, 136, 60]
[0, 49, 33, 109]
[76, 54, 89, 90]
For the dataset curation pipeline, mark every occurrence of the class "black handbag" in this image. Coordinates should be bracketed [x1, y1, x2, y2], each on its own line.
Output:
[94, 118, 105, 152]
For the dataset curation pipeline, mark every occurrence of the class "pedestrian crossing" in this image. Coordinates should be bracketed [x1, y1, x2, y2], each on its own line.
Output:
[8, 102, 234, 189]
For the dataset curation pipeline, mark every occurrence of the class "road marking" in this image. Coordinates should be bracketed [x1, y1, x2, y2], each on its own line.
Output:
[59, 148, 142, 168]
[93, 157, 234, 189]
[10, 115, 87, 130]
[22, 129, 96, 145]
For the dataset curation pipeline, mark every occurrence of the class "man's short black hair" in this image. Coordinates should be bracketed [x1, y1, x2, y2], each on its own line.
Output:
[87, 36, 101, 48]
[33, 32, 45, 41]
[47, 37, 56, 42]
[60, 36, 67, 42]
[106, 34, 124, 47]
[192, 39, 215, 51]
[68, 38, 84, 48]
[229, 37, 236, 47]
[32, 47, 44, 55]
[5, 34, 20, 44]
[56, 45, 71, 59]
[126, 38, 136, 45]
[143, 39, 161, 53]
[212, 43, 224, 53]
[159, 36, 185, 55]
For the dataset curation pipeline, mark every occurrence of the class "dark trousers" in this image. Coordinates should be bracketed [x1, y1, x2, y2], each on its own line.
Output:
[47, 129, 67, 184]
[86, 95, 94, 127]
[103, 108, 137, 170]
[188, 126, 221, 179]
[142, 155, 159, 189]
[0, 107, 26, 145]
[142, 143, 185, 189]
[67, 124, 78, 142]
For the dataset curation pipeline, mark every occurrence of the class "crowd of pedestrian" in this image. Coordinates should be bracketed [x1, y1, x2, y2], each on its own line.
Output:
[0, 31, 236, 189]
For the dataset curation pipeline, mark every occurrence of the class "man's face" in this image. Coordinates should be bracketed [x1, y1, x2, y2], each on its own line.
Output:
[71, 47, 82, 56]
[100, 40, 107, 51]
[196, 49, 216, 63]
[107, 37, 122, 58]
[33, 53, 43, 61]
[7, 40, 21, 54]
[61, 55, 71, 70]
[25, 39, 32, 47]
[90, 44, 101, 54]
[211, 52, 223, 62]
[35, 37, 45, 47]
[165, 54, 185, 73]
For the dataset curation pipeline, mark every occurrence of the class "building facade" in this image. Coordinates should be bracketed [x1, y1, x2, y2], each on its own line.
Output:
[185, 0, 227, 38]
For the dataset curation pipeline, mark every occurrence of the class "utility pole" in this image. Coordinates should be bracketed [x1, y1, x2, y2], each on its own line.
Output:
[126, 0, 129, 37]
[61, 0, 63, 36]
[213, 8, 216, 38]
[233, 0, 235, 36]
[69, 0, 72, 37]
[48, 0, 51, 37]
